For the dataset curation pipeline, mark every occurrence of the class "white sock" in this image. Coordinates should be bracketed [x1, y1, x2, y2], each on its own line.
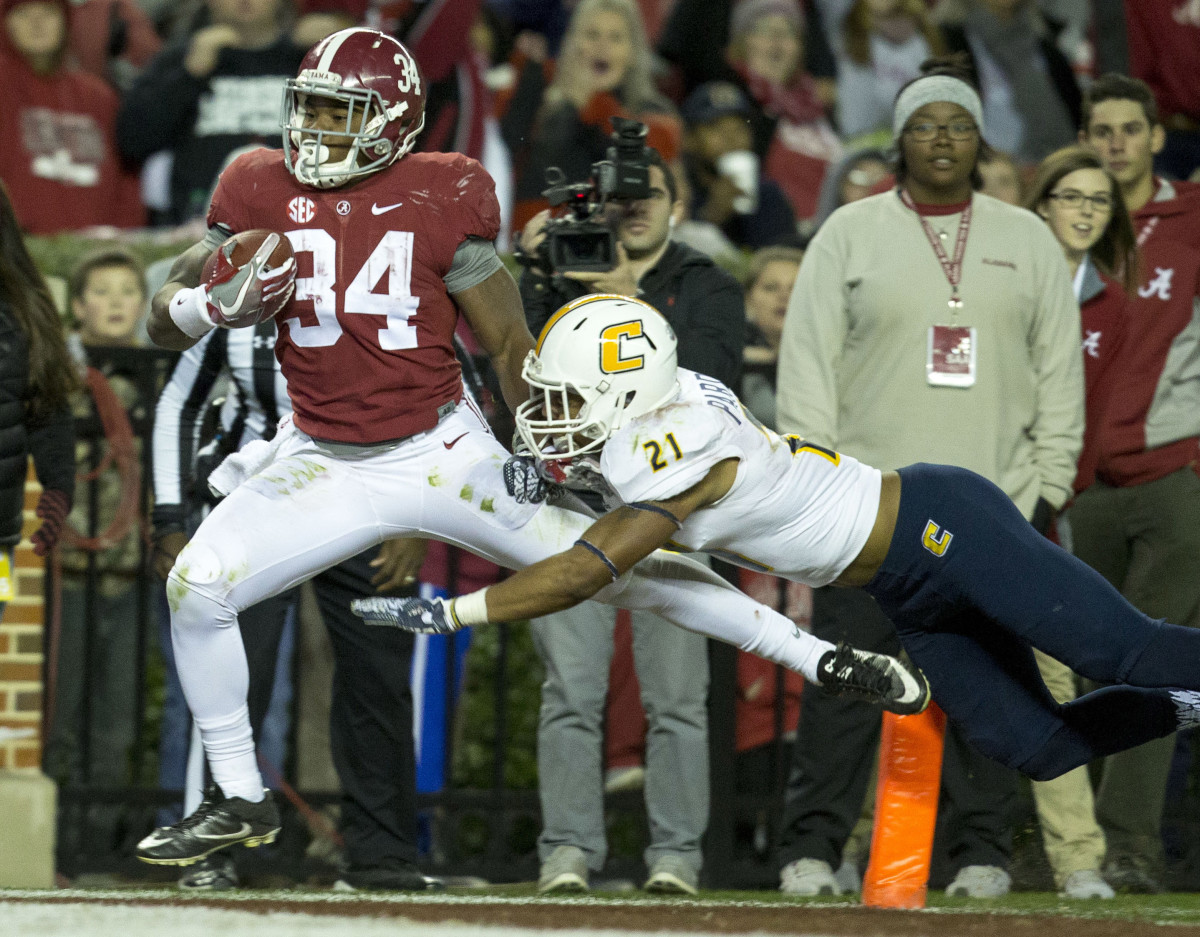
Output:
[599, 551, 836, 682]
[195, 705, 264, 802]
[1171, 690, 1200, 731]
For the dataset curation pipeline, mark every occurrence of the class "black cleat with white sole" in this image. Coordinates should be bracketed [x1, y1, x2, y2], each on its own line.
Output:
[137, 785, 280, 866]
[816, 642, 931, 715]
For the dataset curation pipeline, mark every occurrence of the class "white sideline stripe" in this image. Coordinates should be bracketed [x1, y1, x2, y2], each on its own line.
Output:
[0, 902, 777, 937]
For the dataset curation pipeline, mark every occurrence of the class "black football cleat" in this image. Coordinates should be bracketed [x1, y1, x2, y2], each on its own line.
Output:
[137, 785, 280, 866]
[816, 642, 931, 715]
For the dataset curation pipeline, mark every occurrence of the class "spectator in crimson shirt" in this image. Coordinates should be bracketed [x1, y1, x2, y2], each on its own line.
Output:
[1124, 0, 1200, 180]
[0, 0, 145, 234]
[67, 0, 162, 90]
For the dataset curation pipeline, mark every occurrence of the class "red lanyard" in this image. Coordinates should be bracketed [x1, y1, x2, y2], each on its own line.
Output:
[899, 189, 972, 311]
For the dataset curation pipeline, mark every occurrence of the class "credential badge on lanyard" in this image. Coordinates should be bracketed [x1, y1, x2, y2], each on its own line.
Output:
[900, 190, 978, 388]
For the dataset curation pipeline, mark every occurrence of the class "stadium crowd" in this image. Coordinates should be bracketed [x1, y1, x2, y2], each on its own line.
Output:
[2, 0, 1199, 902]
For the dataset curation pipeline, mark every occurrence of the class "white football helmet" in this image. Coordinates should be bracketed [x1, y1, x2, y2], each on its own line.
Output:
[281, 28, 426, 189]
[515, 294, 680, 476]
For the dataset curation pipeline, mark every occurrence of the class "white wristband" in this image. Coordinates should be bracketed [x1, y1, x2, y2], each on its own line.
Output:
[168, 286, 216, 339]
[449, 588, 490, 626]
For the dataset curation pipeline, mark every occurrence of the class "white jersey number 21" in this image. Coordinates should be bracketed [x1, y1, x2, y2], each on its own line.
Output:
[282, 229, 419, 351]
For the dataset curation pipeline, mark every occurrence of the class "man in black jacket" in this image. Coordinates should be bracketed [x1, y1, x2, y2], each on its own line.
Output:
[514, 149, 745, 896]
[116, 0, 305, 223]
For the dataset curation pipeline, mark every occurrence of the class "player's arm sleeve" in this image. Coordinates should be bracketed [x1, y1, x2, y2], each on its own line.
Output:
[1026, 222, 1085, 511]
[775, 221, 848, 446]
[443, 237, 504, 294]
[151, 331, 226, 532]
[115, 40, 207, 161]
[674, 265, 746, 388]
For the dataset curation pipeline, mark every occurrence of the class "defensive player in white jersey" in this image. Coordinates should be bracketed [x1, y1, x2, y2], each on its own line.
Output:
[136, 29, 924, 869]
[359, 293, 1200, 783]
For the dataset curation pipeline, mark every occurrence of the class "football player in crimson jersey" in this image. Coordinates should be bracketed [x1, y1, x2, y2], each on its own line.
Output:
[138, 27, 923, 868]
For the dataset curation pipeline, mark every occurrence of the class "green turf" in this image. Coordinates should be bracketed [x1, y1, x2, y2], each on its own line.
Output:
[14, 885, 1200, 927]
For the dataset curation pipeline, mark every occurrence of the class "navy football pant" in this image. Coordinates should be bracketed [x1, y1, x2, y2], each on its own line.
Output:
[865, 463, 1200, 781]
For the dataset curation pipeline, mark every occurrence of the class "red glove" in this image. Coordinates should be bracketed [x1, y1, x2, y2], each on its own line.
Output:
[31, 489, 70, 556]
[202, 233, 296, 328]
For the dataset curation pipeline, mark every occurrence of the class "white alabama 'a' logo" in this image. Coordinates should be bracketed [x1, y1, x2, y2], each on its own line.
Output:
[288, 196, 316, 224]
[1082, 330, 1101, 359]
[1138, 267, 1174, 300]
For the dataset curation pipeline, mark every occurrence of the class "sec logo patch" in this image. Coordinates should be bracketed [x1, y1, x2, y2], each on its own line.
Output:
[287, 196, 316, 224]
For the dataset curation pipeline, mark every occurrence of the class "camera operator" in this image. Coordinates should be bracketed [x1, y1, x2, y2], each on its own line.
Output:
[514, 142, 745, 895]
[518, 146, 745, 381]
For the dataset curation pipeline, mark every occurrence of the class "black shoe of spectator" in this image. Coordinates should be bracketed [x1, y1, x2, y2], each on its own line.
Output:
[1102, 855, 1165, 894]
[333, 863, 444, 892]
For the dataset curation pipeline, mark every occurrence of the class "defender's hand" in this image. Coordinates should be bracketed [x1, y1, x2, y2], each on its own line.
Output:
[503, 455, 560, 504]
[352, 596, 464, 634]
[202, 234, 296, 329]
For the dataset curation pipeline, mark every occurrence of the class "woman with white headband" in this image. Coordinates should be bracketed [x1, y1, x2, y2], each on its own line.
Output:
[772, 54, 1085, 900]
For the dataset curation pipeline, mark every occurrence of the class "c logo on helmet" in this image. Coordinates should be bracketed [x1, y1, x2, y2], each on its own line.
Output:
[599, 320, 646, 374]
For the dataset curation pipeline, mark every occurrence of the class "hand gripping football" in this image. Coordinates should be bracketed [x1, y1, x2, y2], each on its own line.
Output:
[200, 229, 297, 328]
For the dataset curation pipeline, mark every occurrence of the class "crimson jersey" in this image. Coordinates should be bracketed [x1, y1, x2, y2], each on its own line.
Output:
[207, 147, 501, 443]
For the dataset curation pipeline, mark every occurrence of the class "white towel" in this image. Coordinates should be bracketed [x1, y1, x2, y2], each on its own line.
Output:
[207, 415, 294, 497]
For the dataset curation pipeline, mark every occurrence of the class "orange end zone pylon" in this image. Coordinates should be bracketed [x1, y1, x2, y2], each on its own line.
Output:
[861, 703, 947, 909]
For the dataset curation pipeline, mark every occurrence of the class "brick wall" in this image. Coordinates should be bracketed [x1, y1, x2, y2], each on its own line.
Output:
[0, 463, 44, 771]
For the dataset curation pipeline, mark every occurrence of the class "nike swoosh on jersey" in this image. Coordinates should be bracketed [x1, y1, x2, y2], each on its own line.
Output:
[371, 201, 404, 215]
[194, 822, 254, 841]
[444, 433, 469, 449]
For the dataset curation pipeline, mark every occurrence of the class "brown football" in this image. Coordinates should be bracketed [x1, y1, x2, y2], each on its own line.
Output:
[201, 228, 294, 281]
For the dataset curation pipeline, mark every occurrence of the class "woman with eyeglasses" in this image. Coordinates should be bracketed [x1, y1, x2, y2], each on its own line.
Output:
[1006, 145, 1137, 899]
[773, 55, 1085, 899]
[1028, 145, 1137, 498]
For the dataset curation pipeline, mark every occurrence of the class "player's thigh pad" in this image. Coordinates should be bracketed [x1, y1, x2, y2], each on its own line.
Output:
[366, 408, 595, 569]
[170, 436, 382, 611]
